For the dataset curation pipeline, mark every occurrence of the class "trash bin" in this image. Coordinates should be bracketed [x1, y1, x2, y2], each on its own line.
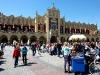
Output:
[72, 57, 85, 72]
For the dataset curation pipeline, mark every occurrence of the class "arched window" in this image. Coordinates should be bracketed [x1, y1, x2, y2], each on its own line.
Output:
[8, 26, 11, 31]
[40, 25, 44, 31]
[25, 27, 28, 32]
[0, 26, 1, 31]
[51, 22, 56, 30]
[31, 28, 34, 32]
[16, 27, 19, 31]
[60, 26, 63, 33]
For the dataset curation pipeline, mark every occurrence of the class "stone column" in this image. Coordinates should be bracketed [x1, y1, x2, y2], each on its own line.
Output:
[58, 18, 60, 42]
[46, 16, 50, 44]
[37, 37, 39, 42]
[27, 38, 30, 45]
[7, 37, 10, 45]
[35, 15, 38, 32]
[18, 38, 21, 43]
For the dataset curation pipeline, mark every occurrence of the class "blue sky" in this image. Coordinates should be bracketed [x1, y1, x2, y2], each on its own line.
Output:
[0, 0, 100, 29]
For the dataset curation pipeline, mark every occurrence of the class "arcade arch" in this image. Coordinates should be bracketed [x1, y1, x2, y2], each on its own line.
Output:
[0, 35, 8, 43]
[20, 35, 28, 44]
[86, 38, 89, 42]
[60, 37, 65, 43]
[96, 38, 99, 42]
[39, 36, 46, 43]
[10, 35, 18, 43]
[91, 38, 95, 42]
[50, 36, 57, 43]
[30, 35, 37, 43]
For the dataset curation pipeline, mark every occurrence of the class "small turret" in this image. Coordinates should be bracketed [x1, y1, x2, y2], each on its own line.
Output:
[36, 10, 38, 17]
[52, 3, 56, 10]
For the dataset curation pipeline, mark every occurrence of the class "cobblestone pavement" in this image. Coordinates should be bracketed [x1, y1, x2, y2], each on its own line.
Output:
[0, 46, 93, 75]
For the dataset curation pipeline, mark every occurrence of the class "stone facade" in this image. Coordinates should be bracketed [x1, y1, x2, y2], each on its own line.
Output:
[0, 3, 99, 44]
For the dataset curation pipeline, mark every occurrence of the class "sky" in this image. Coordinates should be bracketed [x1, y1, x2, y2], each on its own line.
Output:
[0, 0, 100, 29]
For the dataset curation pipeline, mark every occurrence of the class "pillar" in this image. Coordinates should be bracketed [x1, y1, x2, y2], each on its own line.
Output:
[46, 15, 50, 44]
[7, 37, 10, 45]
[18, 38, 21, 43]
[27, 38, 30, 45]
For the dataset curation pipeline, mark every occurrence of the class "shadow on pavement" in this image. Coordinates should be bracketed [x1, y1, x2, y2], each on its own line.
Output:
[27, 62, 37, 66]
[0, 60, 6, 65]
[0, 58, 7, 59]
[34, 56, 44, 58]
[0, 68, 5, 71]
[18, 62, 37, 67]
[0, 60, 6, 72]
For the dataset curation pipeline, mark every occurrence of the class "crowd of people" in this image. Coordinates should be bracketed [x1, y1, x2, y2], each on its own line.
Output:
[0, 41, 100, 73]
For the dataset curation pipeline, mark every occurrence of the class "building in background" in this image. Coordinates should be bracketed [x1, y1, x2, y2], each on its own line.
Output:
[0, 3, 99, 44]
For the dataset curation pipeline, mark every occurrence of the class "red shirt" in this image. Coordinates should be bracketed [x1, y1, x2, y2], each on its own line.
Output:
[13, 48, 21, 58]
[36, 44, 40, 48]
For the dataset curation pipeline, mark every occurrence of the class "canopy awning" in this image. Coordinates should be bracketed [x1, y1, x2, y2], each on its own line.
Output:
[69, 34, 86, 41]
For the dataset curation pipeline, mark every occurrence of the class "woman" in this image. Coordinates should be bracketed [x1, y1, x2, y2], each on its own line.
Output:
[62, 42, 73, 73]
[12, 45, 21, 68]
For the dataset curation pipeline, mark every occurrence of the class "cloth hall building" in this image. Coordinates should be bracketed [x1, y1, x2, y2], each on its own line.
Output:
[0, 4, 99, 44]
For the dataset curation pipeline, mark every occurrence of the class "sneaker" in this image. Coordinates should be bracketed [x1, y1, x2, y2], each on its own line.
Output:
[68, 71, 72, 73]
[14, 66, 16, 68]
[64, 71, 68, 73]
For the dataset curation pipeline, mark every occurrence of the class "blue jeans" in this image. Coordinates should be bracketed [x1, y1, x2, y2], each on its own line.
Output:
[64, 55, 70, 71]
[14, 56, 19, 67]
[57, 48, 60, 57]
[32, 49, 36, 56]
[22, 54, 27, 64]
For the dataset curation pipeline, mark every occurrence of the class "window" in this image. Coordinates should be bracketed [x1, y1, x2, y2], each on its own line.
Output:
[86, 30, 89, 34]
[51, 22, 56, 30]
[16, 27, 19, 31]
[76, 30, 80, 34]
[60, 26, 63, 33]
[8, 26, 11, 31]
[65, 29, 69, 33]
[31, 28, 34, 32]
[25, 27, 27, 31]
[71, 30, 74, 33]
[81, 30, 84, 34]
[0, 26, 1, 31]
[40, 25, 44, 31]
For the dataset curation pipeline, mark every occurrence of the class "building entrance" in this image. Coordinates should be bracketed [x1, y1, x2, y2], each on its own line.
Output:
[50, 36, 57, 43]
[1, 38, 8, 43]
[22, 38, 27, 43]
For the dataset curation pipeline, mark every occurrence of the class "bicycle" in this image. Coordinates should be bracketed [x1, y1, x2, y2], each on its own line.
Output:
[89, 54, 100, 75]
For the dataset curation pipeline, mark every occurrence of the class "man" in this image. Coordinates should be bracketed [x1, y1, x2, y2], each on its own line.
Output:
[21, 44, 28, 65]
[57, 41, 62, 57]
[31, 42, 36, 56]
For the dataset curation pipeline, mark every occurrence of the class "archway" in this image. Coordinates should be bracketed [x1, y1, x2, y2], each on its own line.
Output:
[86, 38, 89, 42]
[50, 36, 57, 43]
[0, 35, 8, 43]
[96, 38, 99, 42]
[30, 35, 37, 43]
[20, 35, 28, 44]
[60, 37, 65, 43]
[39, 36, 46, 43]
[91, 38, 94, 42]
[10, 35, 18, 43]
